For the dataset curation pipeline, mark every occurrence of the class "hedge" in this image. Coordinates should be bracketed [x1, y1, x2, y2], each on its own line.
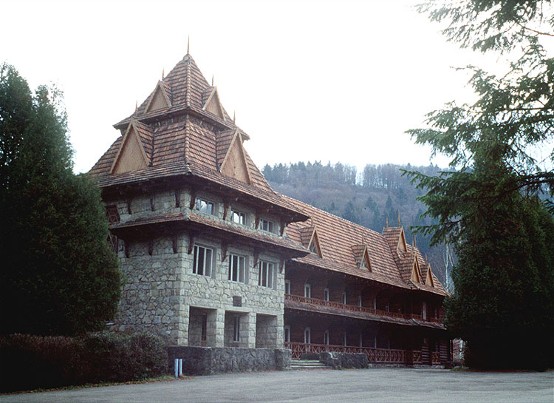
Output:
[0, 331, 168, 392]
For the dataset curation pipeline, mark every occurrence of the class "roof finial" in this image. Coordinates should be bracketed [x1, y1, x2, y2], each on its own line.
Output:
[385, 216, 389, 228]
[233, 110, 236, 123]
[212, 75, 214, 86]
[397, 211, 401, 226]
[187, 36, 190, 55]
[135, 100, 138, 112]
[162, 68, 165, 80]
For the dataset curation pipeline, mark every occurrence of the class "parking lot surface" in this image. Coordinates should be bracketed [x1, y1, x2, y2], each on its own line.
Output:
[1, 368, 553, 402]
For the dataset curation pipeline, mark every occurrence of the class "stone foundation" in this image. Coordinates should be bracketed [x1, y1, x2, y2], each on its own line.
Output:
[168, 346, 291, 375]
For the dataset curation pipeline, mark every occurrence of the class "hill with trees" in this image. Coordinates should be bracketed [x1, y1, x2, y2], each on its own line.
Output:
[263, 161, 453, 287]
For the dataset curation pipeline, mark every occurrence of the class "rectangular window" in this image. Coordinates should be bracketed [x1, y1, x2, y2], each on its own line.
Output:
[259, 218, 275, 233]
[285, 280, 291, 295]
[233, 316, 240, 342]
[201, 315, 207, 342]
[258, 260, 275, 288]
[304, 283, 311, 299]
[342, 291, 347, 305]
[193, 245, 213, 276]
[228, 254, 246, 283]
[323, 288, 330, 302]
[284, 325, 291, 343]
[231, 210, 246, 225]
[195, 198, 215, 215]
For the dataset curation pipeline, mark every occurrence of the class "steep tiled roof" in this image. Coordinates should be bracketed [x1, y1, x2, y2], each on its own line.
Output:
[382, 227, 447, 295]
[89, 53, 306, 220]
[285, 196, 448, 295]
[285, 197, 409, 289]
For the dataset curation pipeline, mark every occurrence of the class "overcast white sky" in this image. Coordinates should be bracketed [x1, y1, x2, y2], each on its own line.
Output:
[2, 0, 489, 173]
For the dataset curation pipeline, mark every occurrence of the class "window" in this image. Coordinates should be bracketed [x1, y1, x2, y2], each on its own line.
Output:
[357, 295, 363, 307]
[304, 283, 311, 298]
[342, 291, 347, 305]
[343, 332, 347, 346]
[201, 314, 207, 342]
[228, 254, 246, 283]
[323, 288, 330, 302]
[284, 325, 290, 343]
[193, 245, 213, 276]
[233, 315, 240, 342]
[195, 198, 215, 215]
[259, 218, 275, 233]
[323, 330, 329, 346]
[231, 210, 246, 225]
[285, 280, 291, 295]
[106, 205, 120, 224]
[304, 327, 311, 344]
[258, 260, 275, 288]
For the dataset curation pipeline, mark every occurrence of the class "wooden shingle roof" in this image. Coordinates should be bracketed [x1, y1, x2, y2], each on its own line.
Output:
[285, 196, 448, 295]
[89, 53, 306, 221]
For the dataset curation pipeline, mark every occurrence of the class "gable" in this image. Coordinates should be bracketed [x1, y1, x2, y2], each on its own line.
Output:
[351, 244, 372, 271]
[203, 87, 225, 120]
[410, 258, 421, 283]
[398, 229, 407, 254]
[425, 265, 435, 287]
[308, 229, 323, 257]
[145, 81, 171, 113]
[110, 124, 149, 174]
[220, 132, 251, 184]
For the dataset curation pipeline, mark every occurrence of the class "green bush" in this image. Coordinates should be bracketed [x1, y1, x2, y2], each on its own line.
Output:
[0, 331, 168, 392]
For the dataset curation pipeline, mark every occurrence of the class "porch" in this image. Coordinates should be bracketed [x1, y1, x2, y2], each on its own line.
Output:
[285, 342, 441, 365]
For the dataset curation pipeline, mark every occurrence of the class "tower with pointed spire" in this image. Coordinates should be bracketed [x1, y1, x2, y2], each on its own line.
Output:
[90, 52, 450, 370]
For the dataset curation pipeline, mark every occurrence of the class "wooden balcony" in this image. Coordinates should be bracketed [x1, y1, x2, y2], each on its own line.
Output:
[285, 294, 444, 326]
[285, 342, 442, 365]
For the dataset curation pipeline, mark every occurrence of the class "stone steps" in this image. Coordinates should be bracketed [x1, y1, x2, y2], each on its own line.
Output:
[290, 359, 330, 370]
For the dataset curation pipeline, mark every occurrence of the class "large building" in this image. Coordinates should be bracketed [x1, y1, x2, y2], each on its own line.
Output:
[90, 52, 450, 366]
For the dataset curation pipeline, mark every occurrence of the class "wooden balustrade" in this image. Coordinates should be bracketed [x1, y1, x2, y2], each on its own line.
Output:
[285, 294, 443, 324]
[285, 342, 425, 365]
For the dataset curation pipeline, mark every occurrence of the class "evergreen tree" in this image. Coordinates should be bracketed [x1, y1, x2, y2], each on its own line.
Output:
[407, 1, 554, 368]
[0, 64, 120, 336]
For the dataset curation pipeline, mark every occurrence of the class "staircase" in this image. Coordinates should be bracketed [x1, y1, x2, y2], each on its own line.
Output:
[290, 359, 330, 370]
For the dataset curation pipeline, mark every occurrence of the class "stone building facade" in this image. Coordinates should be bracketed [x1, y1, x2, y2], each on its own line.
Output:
[90, 51, 450, 366]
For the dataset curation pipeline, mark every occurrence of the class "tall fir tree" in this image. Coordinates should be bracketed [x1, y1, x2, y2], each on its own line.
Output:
[0, 64, 120, 336]
[407, 1, 554, 368]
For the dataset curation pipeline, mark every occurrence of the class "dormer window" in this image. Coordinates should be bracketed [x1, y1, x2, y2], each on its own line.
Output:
[231, 210, 246, 225]
[259, 218, 275, 233]
[195, 198, 215, 215]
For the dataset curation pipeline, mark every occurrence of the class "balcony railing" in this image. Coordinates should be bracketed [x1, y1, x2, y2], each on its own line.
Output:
[285, 342, 442, 365]
[285, 294, 444, 324]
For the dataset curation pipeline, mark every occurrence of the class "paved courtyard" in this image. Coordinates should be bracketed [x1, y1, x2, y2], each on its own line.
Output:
[1, 368, 553, 403]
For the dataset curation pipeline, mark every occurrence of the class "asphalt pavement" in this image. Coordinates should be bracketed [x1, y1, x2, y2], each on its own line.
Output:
[1, 367, 553, 402]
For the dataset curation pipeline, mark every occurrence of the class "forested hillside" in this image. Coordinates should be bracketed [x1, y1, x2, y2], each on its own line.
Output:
[263, 162, 453, 287]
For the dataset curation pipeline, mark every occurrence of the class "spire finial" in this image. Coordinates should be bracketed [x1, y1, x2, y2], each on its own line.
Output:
[385, 216, 389, 228]
[212, 75, 214, 86]
[135, 100, 138, 112]
[233, 110, 236, 123]
[397, 211, 401, 226]
[187, 36, 190, 55]
[162, 68, 165, 80]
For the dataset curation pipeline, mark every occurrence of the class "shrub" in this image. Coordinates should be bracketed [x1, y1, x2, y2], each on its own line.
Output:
[0, 334, 82, 392]
[0, 331, 167, 392]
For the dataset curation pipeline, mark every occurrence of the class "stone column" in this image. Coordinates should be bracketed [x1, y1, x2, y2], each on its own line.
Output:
[244, 312, 256, 348]
[180, 303, 190, 346]
[214, 309, 225, 347]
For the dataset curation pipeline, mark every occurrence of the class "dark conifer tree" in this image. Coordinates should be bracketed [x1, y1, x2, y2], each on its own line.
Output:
[0, 64, 120, 336]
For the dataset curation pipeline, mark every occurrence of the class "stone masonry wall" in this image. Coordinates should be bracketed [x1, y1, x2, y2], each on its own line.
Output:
[110, 188, 287, 347]
[168, 346, 291, 375]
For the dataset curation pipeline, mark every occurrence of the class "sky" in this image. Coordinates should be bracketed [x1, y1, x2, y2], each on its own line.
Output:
[1, 0, 489, 174]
